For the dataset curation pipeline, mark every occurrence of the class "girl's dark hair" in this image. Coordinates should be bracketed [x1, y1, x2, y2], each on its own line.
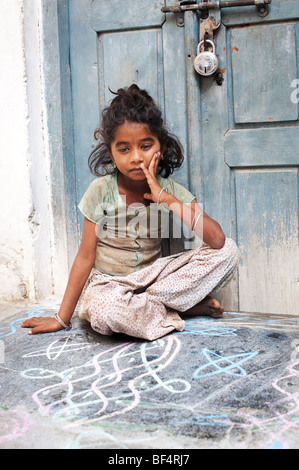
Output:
[88, 84, 184, 178]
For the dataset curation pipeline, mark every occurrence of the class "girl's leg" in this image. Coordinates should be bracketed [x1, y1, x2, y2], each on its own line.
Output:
[78, 269, 185, 341]
[145, 238, 240, 314]
[78, 238, 240, 340]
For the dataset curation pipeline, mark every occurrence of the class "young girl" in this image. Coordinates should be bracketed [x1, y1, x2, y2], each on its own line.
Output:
[22, 84, 240, 341]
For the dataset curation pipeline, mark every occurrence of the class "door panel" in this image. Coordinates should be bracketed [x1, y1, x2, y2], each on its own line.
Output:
[230, 23, 298, 123]
[201, 0, 299, 314]
[222, 0, 299, 25]
[235, 169, 298, 314]
[225, 127, 299, 167]
[98, 29, 165, 115]
[69, 0, 100, 203]
[91, 0, 165, 31]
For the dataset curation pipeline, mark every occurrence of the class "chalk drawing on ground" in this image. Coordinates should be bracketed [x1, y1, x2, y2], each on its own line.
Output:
[67, 428, 157, 450]
[21, 337, 191, 429]
[179, 323, 237, 337]
[0, 310, 47, 338]
[21, 337, 93, 361]
[235, 343, 299, 449]
[193, 349, 259, 379]
[0, 408, 33, 444]
[2, 309, 298, 449]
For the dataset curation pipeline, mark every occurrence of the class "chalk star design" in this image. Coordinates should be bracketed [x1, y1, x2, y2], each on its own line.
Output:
[193, 348, 258, 379]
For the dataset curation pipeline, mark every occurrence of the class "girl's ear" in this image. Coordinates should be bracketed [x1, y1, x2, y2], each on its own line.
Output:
[106, 144, 112, 157]
[106, 145, 115, 166]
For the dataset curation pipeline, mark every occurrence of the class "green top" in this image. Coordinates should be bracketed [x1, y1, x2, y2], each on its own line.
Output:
[78, 172, 196, 276]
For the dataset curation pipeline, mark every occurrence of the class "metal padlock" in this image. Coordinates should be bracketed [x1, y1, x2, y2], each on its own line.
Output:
[194, 39, 218, 76]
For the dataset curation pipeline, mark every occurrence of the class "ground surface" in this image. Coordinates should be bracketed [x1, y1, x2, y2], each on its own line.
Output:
[0, 299, 298, 449]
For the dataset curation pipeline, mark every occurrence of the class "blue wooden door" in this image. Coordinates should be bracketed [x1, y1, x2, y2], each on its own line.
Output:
[198, 1, 299, 314]
[68, 0, 299, 315]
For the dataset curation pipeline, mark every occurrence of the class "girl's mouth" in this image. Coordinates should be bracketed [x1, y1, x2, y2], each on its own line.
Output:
[129, 168, 144, 173]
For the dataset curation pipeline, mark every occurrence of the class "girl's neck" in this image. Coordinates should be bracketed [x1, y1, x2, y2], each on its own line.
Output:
[117, 172, 151, 206]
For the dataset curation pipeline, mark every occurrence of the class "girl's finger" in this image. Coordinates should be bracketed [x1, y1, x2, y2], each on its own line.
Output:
[149, 152, 160, 174]
[151, 151, 159, 162]
[22, 318, 38, 328]
[147, 156, 156, 176]
[153, 151, 160, 165]
[141, 162, 152, 178]
[28, 326, 43, 335]
[154, 152, 160, 173]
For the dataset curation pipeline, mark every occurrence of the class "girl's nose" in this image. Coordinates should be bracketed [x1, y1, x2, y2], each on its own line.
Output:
[131, 148, 142, 162]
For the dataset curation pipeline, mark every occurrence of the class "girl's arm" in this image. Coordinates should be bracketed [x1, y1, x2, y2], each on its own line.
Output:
[22, 217, 98, 335]
[162, 195, 225, 249]
[141, 154, 225, 249]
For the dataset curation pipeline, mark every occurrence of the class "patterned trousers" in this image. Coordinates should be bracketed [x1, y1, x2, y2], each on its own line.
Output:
[78, 238, 240, 341]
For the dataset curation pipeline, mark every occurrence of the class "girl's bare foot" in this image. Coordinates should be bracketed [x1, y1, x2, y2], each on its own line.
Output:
[182, 295, 224, 318]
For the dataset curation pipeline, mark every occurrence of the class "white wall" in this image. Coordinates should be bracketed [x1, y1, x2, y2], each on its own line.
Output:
[0, 0, 54, 302]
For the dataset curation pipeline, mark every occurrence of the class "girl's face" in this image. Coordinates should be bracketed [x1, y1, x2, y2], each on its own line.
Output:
[109, 120, 162, 181]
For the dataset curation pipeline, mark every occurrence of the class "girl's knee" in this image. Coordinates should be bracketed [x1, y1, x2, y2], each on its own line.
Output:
[221, 238, 240, 265]
[193, 237, 240, 263]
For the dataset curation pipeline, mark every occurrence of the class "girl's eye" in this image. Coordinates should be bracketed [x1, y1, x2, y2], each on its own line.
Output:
[119, 147, 129, 153]
[141, 145, 152, 151]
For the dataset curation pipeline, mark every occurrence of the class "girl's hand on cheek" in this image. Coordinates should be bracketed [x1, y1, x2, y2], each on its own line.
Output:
[141, 152, 163, 203]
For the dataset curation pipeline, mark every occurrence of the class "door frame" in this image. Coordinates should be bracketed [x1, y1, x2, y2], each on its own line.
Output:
[41, 0, 79, 285]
